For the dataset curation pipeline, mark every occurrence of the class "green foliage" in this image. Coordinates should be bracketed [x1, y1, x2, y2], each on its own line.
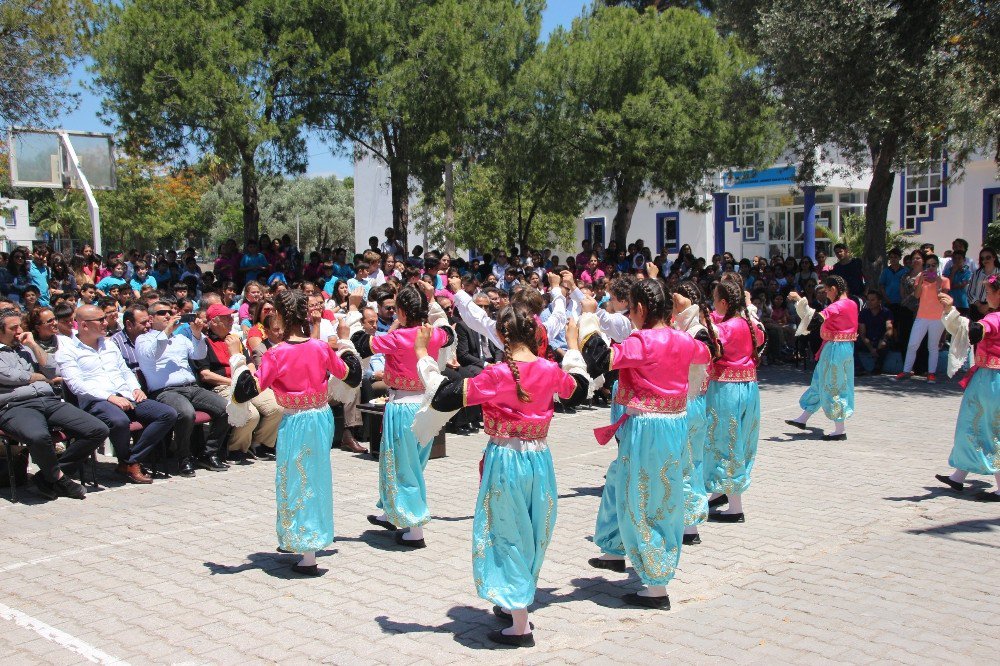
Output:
[0, 0, 95, 128]
[944, 1, 1000, 165]
[986, 220, 1000, 252]
[201, 176, 353, 252]
[90, 0, 346, 241]
[309, 0, 543, 245]
[828, 212, 919, 259]
[31, 193, 90, 241]
[557, 5, 783, 244]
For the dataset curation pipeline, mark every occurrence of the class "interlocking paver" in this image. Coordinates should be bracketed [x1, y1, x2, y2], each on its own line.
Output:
[1, 368, 997, 663]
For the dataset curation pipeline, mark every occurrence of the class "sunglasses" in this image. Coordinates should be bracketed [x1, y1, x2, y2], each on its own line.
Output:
[79, 317, 107, 323]
[151, 310, 172, 316]
[40, 317, 57, 325]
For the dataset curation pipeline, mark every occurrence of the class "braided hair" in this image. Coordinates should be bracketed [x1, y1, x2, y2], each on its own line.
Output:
[823, 275, 848, 300]
[275, 289, 310, 341]
[496, 304, 537, 403]
[675, 280, 722, 361]
[714, 280, 760, 363]
[629, 278, 668, 329]
[395, 284, 429, 328]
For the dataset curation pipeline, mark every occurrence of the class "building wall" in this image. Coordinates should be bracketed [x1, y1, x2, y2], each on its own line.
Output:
[0, 199, 39, 252]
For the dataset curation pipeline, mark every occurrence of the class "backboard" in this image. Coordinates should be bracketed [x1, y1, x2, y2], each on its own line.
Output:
[7, 128, 116, 191]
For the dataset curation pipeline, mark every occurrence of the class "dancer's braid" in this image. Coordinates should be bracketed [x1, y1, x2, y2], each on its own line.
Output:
[717, 281, 759, 363]
[823, 275, 848, 299]
[498, 305, 535, 403]
[677, 280, 721, 361]
[630, 278, 667, 328]
[396, 284, 428, 327]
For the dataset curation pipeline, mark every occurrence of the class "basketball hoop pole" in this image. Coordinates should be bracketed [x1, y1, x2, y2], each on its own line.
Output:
[58, 131, 102, 256]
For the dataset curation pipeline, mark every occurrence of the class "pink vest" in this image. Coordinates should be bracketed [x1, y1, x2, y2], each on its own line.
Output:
[256, 338, 349, 410]
[820, 297, 859, 342]
[611, 328, 711, 413]
[976, 312, 1000, 369]
[465, 359, 578, 439]
[371, 327, 448, 391]
[712, 316, 760, 382]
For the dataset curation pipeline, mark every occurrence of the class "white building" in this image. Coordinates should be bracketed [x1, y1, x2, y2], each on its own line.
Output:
[354, 151, 1000, 261]
[0, 198, 41, 252]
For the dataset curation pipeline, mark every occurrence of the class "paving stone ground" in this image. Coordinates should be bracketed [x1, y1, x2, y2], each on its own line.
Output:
[1, 367, 997, 665]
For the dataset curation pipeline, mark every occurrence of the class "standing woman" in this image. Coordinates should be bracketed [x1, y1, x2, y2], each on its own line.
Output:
[671, 281, 721, 545]
[229, 289, 362, 574]
[413, 307, 589, 647]
[351, 284, 456, 547]
[785, 276, 859, 440]
[48, 254, 77, 301]
[934, 279, 1000, 500]
[703, 280, 764, 523]
[968, 247, 999, 322]
[580, 279, 710, 609]
[896, 254, 950, 383]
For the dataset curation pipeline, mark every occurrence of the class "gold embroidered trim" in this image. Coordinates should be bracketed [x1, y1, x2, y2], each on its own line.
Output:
[711, 367, 758, 383]
[821, 331, 858, 342]
[385, 367, 425, 391]
[274, 391, 327, 411]
[975, 351, 1000, 370]
[614, 388, 687, 414]
[483, 418, 551, 439]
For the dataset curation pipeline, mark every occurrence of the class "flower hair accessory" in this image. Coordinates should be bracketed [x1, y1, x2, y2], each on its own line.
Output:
[988, 274, 999, 286]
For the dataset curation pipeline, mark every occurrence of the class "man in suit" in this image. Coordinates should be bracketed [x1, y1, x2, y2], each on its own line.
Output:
[453, 293, 502, 433]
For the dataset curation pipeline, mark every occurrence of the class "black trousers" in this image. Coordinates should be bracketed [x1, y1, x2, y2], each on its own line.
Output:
[150, 384, 229, 458]
[83, 397, 178, 464]
[0, 397, 109, 482]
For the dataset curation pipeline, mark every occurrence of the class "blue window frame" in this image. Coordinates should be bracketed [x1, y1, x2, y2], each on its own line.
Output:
[584, 217, 605, 247]
[656, 212, 680, 253]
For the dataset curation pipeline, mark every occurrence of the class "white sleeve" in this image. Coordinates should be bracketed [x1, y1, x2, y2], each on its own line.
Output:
[942, 308, 971, 378]
[595, 308, 633, 343]
[453, 290, 501, 348]
[543, 287, 567, 340]
[794, 298, 816, 337]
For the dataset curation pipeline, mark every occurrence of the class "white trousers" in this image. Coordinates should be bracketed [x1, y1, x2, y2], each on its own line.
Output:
[903, 317, 945, 374]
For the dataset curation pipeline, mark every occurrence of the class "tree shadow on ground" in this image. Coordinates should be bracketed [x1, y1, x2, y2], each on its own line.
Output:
[905, 517, 1000, 549]
[203, 549, 338, 578]
[558, 485, 603, 500]
[374, 605, 501, 651]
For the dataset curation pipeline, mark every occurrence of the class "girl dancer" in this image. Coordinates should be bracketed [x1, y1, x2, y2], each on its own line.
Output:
[671, 281, 721, 545]
[704, 280, 764, 523]
[934, 278, 1000, 501]
[581, 279, 710, 609]
[785, 275, 858, 440]
[414, 306, 589, 647]
[229, 289, 361, 575]
[351, 284, 456, 547]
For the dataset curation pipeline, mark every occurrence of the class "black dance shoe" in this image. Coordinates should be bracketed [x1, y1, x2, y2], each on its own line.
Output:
[707, 494, 728, 509]
[682, 533, 701, 546]
[934, 474, 964, 492]
[290, 564, 320, 576]
[974, 490, 1000, 502]
[487, 630, 535, 648]
[588, 557, 626, 573]
[367, 514, 396, 531]
[822, 433, 847, 441]
[394, 531, 426, 549]
[784, 419, 809, 430]
[707, 512, 745, 523]
[622, 592, 670, 610]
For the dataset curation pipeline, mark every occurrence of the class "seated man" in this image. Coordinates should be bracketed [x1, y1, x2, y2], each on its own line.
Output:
[111, 303, 150, 371]
[453, 293, 502, 432]
[56, 305, 179, 484]
[136, 300, 229, 477]
[192, 303, 282, 461]
[0, 308, 109, 500]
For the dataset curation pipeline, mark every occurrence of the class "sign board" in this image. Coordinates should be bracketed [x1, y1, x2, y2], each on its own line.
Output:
[724, 165, 796, 190]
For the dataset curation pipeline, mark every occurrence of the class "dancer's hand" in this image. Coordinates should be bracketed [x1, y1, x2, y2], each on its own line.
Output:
[672, 292, 692, 311]
[937, 292, 954, 313]
[547, 271, 562, 290]
[581, 297, 598, 313]
[225, 334, 243, 356]
[413, 323, 433, 358]
[787, 291, 801, 303]
[646, 262, 659, 279]
[448, 275, 462, 293]
[337, 316, 350, 341]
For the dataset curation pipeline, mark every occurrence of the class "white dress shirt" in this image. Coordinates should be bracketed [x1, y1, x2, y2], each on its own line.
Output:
[55, 335, 140, 402]
[570, 288, 633, 342]
[135, 329, 207, 391]
[453, 288, 566, 349]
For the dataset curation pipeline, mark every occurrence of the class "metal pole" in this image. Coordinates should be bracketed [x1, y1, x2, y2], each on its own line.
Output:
[296, 214, 300, 249]
[59, 132, 102, 256]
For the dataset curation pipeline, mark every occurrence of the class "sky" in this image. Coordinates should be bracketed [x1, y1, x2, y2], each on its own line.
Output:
[52, 0, 590, 179]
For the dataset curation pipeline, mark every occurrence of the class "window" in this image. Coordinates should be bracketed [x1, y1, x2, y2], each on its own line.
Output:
[902, 151, 947, 232]
[737, 197, 765, 242]
[3, 208, 15, 228]
[992, 193, 1000, 225]
[656, 212, 679, 253]
[584, 217, 605, 247]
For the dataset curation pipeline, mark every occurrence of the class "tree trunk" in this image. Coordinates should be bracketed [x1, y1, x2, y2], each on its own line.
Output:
[611, 176, 639, 248]
[388, 160, 410, 253]
[862, 133, 899, 288]
[443, 161, 456, 254]
[239, 151, 260, 244]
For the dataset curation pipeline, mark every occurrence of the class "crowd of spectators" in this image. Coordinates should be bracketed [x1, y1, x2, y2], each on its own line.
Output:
[0, 225, 996, 500]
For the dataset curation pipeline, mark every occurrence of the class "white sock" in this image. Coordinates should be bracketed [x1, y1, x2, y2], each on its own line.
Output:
[795, 410, 811, 424]
[502, 609, 531, 635]
[377, 512, 389, 522]
[684, 526, 698, 535]
[298, 551, 316, 567]
[402, 526, 424, 541]
[598, 553, 625, 561]
[831, 421, 846, 436]
[994, 473, 1000, 495]
[724, 493, 743, 514]
[637, 584, 667, 598]
[950, 470, 969, 483]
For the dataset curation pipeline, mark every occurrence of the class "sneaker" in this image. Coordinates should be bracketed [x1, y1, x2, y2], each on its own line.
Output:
[926, 373, 937, 384]
[53, 475, 87, 500]
[893, 372, 912, 381]
[32, 474, 58, 500]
